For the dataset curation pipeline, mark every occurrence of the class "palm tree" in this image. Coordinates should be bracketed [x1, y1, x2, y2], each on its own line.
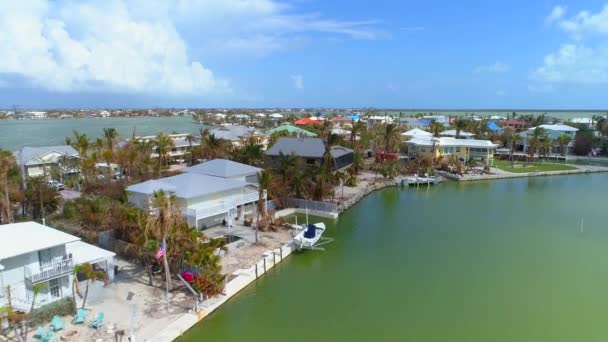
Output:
[146, 190, 182, 292]
[237, 142, 265, 166]
[202, 133, 229, 159]
[67, 130, 90, 157]
[0, 150, 17, 223]
[454, 118, 467, 139]
[185, 134, 195, 165]
[558, 134, 571, 156]
[541, 135, 553, 160]
[73, 263, 107, 309]
[382, 124, 400, 153]
[256, 171, 272, 241]
[102, 128, 118, 153]
[155, 133, 174, 168]
[429, 121, 444, 166]
[350, 120, 365, 150]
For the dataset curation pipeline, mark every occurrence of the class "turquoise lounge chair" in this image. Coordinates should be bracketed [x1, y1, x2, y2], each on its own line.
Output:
[35, 326, 53, 342]
[89, 312, 104, 329]
[72, 309, 86, 324]
[50, 315, 64, 331]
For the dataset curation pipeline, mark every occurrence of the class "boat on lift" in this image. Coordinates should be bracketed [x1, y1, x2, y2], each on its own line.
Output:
[293, 222, 327, 250]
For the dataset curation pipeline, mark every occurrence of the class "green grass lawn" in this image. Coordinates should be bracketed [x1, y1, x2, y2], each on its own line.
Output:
[494, 160, 578, 173]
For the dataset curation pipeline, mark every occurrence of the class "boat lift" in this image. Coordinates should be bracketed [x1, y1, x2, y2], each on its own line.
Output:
[291, 208, 334, 251]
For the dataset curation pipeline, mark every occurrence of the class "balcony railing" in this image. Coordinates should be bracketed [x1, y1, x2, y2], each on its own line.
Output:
[185, 191, 263, 220]
[25, 258, 73, 284]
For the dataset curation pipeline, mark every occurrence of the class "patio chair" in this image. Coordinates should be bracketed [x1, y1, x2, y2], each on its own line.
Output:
[72, 308, 86, 324]
[35, 326, 53, 342]
[89, 312, 104, 329]
[50, 315, 64, 331]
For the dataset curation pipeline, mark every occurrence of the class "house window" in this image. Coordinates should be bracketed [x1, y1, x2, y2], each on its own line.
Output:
[49, 278, 61, 298]
[39, 249, 52, 266]
[456, 147, 461, 153]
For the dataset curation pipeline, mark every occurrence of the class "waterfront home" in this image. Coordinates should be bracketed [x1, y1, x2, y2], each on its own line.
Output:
[183, 159, 262, 183]
[517, 125, 578, 155]
[570, 117, 594, 128]
[265, 137, 354, 171]
[0, 222, 115, 312]
[127, 173, 262, 229]
[407, 137, 498, 164]
[529, 124, 578, 135]
[14, 145, 80, 180]
[137, 133, 201, 164]
[440, 129, 474, 139]
[268, 123, 317, 137]
[365, 115, 394, 126]
[209, 125, 268, 148]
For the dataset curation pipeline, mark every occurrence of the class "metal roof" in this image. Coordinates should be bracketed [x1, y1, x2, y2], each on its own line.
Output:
[265, 137, 353, 158]
[0, 222, 81, 261]
[268, 124, 317, 137]
[126, 173, 250, 199]
[14, 145, 79, 166]
[183, 159, 261, 178]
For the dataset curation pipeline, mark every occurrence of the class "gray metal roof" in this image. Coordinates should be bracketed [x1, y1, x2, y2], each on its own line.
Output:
[209, 125, 262, 141]
[265, 137, 353, 159]
[14, 145, 79, 166]
[126, 173, 250, 199]
[183, 159, 261, 178]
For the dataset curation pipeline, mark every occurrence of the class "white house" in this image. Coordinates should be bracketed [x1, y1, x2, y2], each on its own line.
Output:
[136, 133, 201, 164]
[0, 222, 115, 312]
[209, 125, 268, 148]
[126, 163, 263, 230]
[14, 145, 80, 180]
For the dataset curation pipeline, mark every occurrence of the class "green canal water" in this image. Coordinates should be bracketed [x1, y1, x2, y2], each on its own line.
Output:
[182, 174, 608, 342]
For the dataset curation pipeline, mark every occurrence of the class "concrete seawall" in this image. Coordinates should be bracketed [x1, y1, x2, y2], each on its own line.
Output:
[148, 241, 298, 341]
[438, 165, 608, 182]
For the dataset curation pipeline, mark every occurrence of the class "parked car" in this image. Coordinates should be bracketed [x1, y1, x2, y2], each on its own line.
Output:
[47, 180, 66, 191]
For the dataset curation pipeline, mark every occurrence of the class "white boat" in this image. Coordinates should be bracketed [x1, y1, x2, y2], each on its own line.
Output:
[293, 223, 326, 250]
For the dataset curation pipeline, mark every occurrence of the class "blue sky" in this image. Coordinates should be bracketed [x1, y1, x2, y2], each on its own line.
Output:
[1, 0, 608, 109]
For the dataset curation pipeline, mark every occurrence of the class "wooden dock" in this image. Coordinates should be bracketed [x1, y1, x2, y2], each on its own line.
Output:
[396, 176, 443, 186]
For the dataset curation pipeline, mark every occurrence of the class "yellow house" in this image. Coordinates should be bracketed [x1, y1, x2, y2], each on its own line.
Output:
[407, 137, 497, 165]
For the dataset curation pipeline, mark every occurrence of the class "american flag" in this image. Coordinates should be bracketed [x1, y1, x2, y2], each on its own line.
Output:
[155, 240, 166, 260]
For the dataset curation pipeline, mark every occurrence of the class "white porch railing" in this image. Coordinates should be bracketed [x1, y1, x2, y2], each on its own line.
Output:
[25, 258, 73, 284]
[185, 191, 262, 221]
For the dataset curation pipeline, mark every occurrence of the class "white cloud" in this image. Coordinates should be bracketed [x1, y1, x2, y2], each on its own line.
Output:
[531, 44, 608, 84]
[558, 4, 608, 38]
[0, 0, 381, 95]
[291, 75, 304, 90]
[531, 5, 608, 87]
[545, 5, 566, 26]
[0, 0, 228, 96]
[473, 62, 510, 73]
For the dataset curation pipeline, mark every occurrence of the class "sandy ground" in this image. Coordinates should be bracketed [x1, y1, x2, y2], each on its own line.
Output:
[21, 259, 195, 342]
[210, 224, 293, 275]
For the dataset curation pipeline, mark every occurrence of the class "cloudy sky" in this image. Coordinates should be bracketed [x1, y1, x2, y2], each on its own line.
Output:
[1, 0, 608, 109]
